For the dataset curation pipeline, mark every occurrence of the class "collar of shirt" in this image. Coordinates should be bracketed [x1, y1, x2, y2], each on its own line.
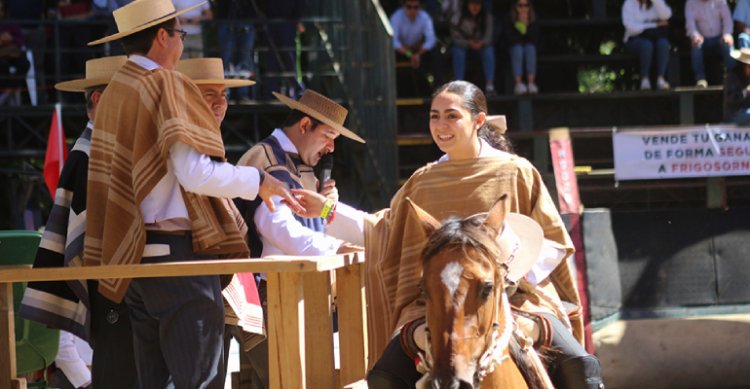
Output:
[86, 120, 94, 130]
[129, 54, 161, 70]
[271, 128, 300, 155]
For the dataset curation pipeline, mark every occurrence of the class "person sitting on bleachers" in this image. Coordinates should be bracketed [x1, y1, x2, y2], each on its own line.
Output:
[449, 0, 496, 96]
[0, 0, 30, 92]
[622, 0, 672, 91]
[390, 0, 442, 87]
[723, 48, 750, 124]
[505, 0, 539, 95]
[685, 0, 734, 88]
[733, 0, 750, 49]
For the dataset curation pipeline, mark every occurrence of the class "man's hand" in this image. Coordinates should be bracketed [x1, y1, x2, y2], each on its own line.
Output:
[692, 34, 704, 47]
[258, 173, 305, 214]
[469, 40, 483, 50]
[319, 179, 339, 204]
[287, 188, 327, 218]
[336, 242, 364, 254]
[723, 33, 734, 47]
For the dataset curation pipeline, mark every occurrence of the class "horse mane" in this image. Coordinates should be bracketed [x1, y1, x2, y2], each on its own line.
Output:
[420, 214, 501, 268]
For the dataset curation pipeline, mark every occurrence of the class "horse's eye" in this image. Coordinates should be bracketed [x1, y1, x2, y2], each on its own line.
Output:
[479, 281, 494, 300]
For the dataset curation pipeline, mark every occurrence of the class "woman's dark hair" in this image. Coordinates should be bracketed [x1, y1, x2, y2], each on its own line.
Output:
[432, 81, 514, 153]
[461, 0, 487, 36]
[120, 18, 177, 55]
[281, 109, 323, 129]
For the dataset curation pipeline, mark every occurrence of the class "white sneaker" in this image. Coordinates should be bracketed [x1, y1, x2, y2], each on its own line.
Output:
[696, 79, 708, 88]
[514, 82, 528, 95]
[527, 82, 539, 94]
[657, 76, 670, 90]
[640, 78, 651, 90]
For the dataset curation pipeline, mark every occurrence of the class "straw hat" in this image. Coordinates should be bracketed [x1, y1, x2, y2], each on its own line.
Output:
[273, 90, 365, 143]
[176, 58, 255, 88]
[486, 115, 507, 134]
[88, 0, 206, 46]
[731, 48, 750, 65]
[55, 56, 128, 92]
[472, 212, 543, 283]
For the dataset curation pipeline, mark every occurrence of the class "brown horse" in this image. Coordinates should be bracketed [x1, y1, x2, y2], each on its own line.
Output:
[407, 196, 552, 389]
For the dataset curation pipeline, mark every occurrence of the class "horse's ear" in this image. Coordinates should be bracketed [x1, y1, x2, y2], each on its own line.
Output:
[405, 197, 441, 237]
[484, 194, 509, 237]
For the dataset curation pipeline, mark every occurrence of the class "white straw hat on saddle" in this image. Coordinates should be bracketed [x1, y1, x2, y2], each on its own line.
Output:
[494, 213, 544, 283]
[88, 0, 207, 46]
[486, 115, 507, 134]
[176, 58, 255, 88]
[55, 55, 128, 92]
[731, 48, 750, 65]
[273, 90, 366, 143]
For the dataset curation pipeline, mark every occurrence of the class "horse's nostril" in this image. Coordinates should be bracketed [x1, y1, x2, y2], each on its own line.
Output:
[457, 379, 474, 389]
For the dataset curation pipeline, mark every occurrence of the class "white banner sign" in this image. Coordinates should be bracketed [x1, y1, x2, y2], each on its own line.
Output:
[613, 126, 750, 180]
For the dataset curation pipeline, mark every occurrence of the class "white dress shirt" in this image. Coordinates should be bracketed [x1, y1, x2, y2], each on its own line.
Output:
[128, 55, 261, 226]
[55, 331, 92, 388]
[328, 138, 567, 285]
[254, 130, 342, 260]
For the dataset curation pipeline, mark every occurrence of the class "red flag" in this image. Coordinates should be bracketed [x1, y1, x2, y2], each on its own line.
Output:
[43, 104, 68, 198]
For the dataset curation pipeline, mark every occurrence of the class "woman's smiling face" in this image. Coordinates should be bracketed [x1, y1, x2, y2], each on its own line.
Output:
[429, 91, 483, 160]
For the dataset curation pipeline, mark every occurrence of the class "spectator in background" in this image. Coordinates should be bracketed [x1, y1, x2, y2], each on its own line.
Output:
[263, 0, 306, 99]
[449, 0, 496, 96]
[175, 0, 212, 58]
[55, 0, 95, 81]
[685, 0, 733, 87]
[724, 48, 750, 123]
[622, 0, 672, 91]
[215, 0, 257, 104]
[391, 0, 442, 86]
[0, 0, 30, 89]
[733, 0, 750, 48]
[506, 0, 539, 94]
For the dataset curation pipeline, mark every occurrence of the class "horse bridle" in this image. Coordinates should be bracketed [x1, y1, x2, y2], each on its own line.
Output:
[420, 268, 515, 385]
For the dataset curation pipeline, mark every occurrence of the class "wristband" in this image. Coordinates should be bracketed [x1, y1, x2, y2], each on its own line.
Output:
[320, 198, 335, 220]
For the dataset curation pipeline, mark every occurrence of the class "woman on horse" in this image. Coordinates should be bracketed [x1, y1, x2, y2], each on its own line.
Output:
[292, 80, 604, 389]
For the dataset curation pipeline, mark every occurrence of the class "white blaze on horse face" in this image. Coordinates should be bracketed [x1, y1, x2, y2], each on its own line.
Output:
[440, 261, 464, 297]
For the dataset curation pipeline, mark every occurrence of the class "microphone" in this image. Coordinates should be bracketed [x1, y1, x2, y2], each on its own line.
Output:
[318, 153, 333, 193]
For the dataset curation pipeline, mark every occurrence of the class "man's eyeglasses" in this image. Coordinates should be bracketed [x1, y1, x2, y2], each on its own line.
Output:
[165, 28, 188, 41]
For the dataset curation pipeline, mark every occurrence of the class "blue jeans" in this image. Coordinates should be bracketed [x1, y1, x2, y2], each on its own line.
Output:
[451, 44, 495, 82]
[218, 21, 256, 100]
[739, 32, 750, 49]
[691, 36, 734, 80]
[510, 43, 537, 78]
[625, 36, 670, 78]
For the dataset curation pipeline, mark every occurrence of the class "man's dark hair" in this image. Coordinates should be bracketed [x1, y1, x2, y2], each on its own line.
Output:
[281, 109, 323, 130]
[120, 18, 177, 55]
[84, 85, 107, 112]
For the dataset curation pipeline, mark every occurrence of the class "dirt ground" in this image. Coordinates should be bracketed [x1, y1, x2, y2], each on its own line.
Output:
[593, 314, 750, 389]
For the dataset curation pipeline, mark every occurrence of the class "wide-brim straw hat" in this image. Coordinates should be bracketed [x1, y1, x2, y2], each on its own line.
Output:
[176, 58, 255, 88]
[731, 48, 750, 65]
[494, 213, 544, 283]
[273, 90, 365, 143]
[486, 115, 507, 134]
[55, 55, 128, 92]
[88, 0, 206, 46]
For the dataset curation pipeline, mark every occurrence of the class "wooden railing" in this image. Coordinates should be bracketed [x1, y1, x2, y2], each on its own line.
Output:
[0, 254, 367, 389]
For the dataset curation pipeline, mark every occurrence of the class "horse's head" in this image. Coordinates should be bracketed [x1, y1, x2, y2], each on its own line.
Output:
[408, 196, 513, 389]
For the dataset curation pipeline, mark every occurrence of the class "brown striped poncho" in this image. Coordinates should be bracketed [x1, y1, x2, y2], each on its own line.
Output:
[363, 155, 583, 367]
[84, 61, 249, 303]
